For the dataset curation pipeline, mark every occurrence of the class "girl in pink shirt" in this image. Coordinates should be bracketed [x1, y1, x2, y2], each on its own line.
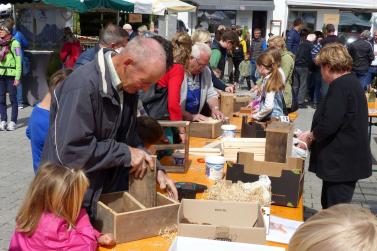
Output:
[9, 163, 115, 251]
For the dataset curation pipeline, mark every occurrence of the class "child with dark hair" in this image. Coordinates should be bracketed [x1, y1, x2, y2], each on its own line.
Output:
[26, 69, 73, 173]
[136, 116, 164, 149]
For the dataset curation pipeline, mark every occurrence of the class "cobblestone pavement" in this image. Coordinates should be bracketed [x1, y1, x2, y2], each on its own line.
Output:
[0, 105, 376, 250]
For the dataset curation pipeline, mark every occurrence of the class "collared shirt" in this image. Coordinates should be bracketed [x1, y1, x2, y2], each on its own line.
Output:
[104, 51, 123, 110]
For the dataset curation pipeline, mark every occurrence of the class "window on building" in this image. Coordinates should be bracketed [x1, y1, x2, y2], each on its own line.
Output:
[288, 11, 317, 33]
[197, 10, 236, 33]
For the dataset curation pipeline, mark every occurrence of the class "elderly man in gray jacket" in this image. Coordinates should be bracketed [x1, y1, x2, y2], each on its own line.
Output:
[181, 42, 224, 121]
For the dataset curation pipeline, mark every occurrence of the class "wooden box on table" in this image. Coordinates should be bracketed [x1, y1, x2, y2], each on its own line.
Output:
[189, 119, 223, 139]
[94, 158, 180, 243]
[220, 93, 252, 117]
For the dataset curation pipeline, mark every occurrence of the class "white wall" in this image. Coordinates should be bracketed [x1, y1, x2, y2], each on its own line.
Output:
[272, 0, 289, 33]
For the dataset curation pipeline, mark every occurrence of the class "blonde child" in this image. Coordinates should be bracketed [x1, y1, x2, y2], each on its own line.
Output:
[252, 51, 285, 121]
[288, 204, 377, 251]
[9, 163, 115, 251]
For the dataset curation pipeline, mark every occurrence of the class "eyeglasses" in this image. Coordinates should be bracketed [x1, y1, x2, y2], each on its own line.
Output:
[195, 57, 207, 68]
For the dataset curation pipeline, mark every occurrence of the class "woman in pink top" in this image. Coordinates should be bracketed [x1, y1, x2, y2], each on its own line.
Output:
[9, 163, 115, 251]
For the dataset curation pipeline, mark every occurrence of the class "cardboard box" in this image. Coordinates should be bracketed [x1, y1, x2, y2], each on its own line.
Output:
[94, 191, 180, 243]
[190, 120, 222, 139]
[169, 236, 285, 251]
[177, 199, 266, 244]
[226, 152, 305, 207]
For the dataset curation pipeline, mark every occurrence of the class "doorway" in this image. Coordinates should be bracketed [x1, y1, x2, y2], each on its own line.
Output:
[252, 11, 267, 38]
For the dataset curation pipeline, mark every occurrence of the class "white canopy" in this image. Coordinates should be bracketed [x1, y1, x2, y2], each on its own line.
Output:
[287, 0, 377, 10]
[128, 0, 196, 15]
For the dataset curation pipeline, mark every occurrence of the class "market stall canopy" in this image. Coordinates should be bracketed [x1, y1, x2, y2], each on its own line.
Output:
[0, 0, 34, 3]
[287, 0, 377, 10]
[128, 0, 196, 15]
[42, 0, 134, 12]
[197, 0, 274, 11]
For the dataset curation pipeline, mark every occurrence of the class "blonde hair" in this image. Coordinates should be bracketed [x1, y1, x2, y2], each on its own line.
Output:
[268, 36, 286, 51]
[15, 163, 89, 236]
[316, 43, 352, 73]
[171, 32, 192, 69]
[192, 30, 211, 44]
[256, 51, 283, 92]
[288, 204, 377, 251]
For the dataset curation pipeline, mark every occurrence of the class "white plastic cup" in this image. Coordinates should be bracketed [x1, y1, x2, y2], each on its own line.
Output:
[205, 156, 225, 180]
[221, 124, 237, 138]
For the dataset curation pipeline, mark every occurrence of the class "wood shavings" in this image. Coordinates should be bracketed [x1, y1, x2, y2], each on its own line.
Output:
[158, 224, 177, 241]
[204, 180, 271, 206]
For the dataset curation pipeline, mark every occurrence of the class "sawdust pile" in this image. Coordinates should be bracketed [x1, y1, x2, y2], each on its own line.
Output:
[204, 180, 271, 206]
[159, 224, 178, 241]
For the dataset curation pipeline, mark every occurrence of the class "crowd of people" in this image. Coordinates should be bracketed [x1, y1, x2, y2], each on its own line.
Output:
[0, 17, 375, 250]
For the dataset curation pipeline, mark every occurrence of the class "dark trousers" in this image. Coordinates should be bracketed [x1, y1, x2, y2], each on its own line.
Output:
[239, 76, 251, 89]
[293, 67, 309, 105]
[310, 70, 322, 104]
[0, 76, 18, 123]
[321, 180, 357, 209]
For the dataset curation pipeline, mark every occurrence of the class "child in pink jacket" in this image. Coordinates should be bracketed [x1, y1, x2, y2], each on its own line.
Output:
[9, 163, 115, 251]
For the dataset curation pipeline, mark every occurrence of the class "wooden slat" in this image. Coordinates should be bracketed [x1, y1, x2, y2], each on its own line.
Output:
[220, 92, 234, 117]
[129, 157, 157, 208]
[158, 120, 190, 127]
[154, 144, 185, 150]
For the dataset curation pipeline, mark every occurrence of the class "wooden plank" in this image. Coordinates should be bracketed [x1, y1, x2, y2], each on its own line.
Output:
[158, 120, 190, 127]
[220, 92, 235, 117]
[129, 157, 157, 208]
[99, 192, 145, 213]
[94, 201, 115, 238]
[154, 144, 185, 150]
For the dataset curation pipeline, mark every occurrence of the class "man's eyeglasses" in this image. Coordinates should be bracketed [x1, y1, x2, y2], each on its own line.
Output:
[195, 57, 207, 68]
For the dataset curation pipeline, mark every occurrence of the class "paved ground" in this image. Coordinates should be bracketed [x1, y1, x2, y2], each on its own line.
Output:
[0, 105, 376, 250]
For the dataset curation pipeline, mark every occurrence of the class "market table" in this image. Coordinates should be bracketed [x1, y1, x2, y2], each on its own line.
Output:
[98, 117, 303, 251]
[368, 100, 377, 142]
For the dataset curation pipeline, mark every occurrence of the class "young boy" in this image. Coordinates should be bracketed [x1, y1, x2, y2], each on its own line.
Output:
[239, 53, 252, 90]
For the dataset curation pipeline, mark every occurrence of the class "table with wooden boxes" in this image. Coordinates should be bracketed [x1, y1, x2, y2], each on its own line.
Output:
[97, 111, 304, 251]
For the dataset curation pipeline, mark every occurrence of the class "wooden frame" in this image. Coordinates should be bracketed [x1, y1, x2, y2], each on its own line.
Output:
[155, 121, 190, 173]
[189, 119, 223, 139]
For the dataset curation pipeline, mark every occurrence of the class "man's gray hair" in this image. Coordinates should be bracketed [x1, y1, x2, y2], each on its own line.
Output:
[99, 23, 129, 46]
[360, 30, 371, 39]
[191, 42, 212, 59]
[123, 36, 166, 69]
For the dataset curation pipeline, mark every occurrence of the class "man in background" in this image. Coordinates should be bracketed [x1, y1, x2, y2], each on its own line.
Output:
[287, 18, 303, 54]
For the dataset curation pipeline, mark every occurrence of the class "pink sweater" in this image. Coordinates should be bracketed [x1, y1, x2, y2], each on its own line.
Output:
[9, 209, 101, 251]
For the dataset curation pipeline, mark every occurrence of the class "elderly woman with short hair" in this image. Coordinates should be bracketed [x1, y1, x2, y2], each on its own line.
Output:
[299, 43, 372, 209]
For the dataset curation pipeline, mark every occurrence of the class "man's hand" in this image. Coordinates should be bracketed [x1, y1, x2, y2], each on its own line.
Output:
[13, 79, 20, 87]
[211, 109, 224, 121]
[129, 147, 153, 179]
[157, 170, 178, 201]
[225, 85, 235, 93]
[297, 131, 313, 149]
[192, 114, 208, 122]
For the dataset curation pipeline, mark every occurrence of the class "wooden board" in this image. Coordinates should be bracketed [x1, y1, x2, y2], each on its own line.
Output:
[220, 93, 235, 117]
[129, 157, 157, 208]
[222, 138, 266, 162]
[265, 122, 293, 163]
[189, 119, 222, 139]
[240, 115, 267, 138]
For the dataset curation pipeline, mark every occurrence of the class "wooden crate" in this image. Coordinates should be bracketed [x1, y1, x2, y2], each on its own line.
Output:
[220, 92, 252, 117]
[189, 119, 222, 139]
[222, 138, 266, 162]
[265, 121, 293, 163]
[154, 121, 190, 173]
[95, 191, 180, 243]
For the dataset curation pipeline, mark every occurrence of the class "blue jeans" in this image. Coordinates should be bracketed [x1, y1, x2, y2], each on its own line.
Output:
[0, 76, 18, 122]
[16, 81, 24, 105]
[354, 71, 370, 90]
[250, 61, 257, 83]
[368, 66, 377, 86]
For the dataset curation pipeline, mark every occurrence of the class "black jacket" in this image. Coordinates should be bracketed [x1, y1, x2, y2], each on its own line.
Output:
[348, 39, 374, 72]
[321, 35, 344, 47]
[309, 73, 372, 182]
[295, 40, 314, 69]
[41, 49, 139, 218]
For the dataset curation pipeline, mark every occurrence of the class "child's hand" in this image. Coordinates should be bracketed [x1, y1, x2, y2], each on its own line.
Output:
[98, 233, 116, 246]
